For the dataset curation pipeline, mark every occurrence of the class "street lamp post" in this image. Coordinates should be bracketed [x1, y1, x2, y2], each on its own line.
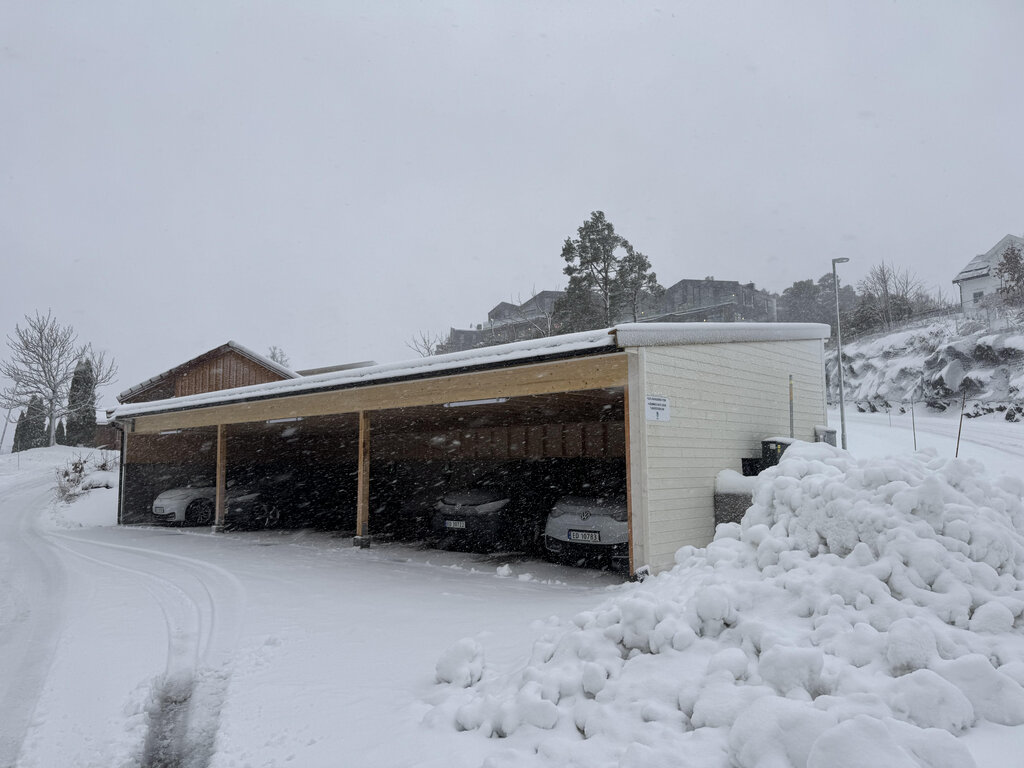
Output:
[832, 257, 850, 450]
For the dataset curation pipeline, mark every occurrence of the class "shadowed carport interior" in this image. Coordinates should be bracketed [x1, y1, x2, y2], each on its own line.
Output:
[119, 355, 628, 558]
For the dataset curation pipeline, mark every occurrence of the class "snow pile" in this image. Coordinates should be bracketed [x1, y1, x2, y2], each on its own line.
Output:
[433, 442, 1024, 767]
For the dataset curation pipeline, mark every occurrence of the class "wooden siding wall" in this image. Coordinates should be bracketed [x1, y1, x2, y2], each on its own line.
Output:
[126, 432, 218, 464]
[125, 420, 624, 466]
[124, 380, 175, 404]
[374, 421, 624, 461]
[630, 339, 827, 575]
[174, 351, 286, 398]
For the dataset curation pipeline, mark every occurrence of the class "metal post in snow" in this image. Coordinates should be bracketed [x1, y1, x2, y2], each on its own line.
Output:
[955, 389, 967, 458]
[789, 374, 794, 439]
[0, 406, 12, 454]
[911, 397, 917, 451]
[832, 257, 850, 450]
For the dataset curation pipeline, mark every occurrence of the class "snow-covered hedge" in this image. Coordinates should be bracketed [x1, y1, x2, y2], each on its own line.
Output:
[434, 442, 1024, 767]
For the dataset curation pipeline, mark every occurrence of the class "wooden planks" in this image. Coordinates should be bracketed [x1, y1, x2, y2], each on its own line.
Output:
[356, 411, 370, 537]
[215, 424, 226, 529]
[129, 354, 627, 435]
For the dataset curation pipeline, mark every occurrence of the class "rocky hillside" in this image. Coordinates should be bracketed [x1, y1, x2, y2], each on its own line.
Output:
[828, 319, 1024, 420]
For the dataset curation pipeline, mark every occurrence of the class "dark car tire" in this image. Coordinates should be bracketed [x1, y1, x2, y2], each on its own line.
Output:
[185, 499, 214, 526]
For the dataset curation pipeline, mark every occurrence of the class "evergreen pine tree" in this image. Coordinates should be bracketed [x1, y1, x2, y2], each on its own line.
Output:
[25, 396, 46, 449]
[996, 243, 1024, 306]
[556, 211, 661, 331]
[55, 420, 67, 445]
[12, 410, 25, 453]
[66, 358, 97, 447]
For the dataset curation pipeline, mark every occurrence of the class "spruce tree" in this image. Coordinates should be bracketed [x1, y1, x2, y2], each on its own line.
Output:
[12, 409, 25, 453]
[55, 420, 67, 445]
[66, 358, 97, 447]
[996, 243, 1024, 306]
[24, 396, 46, 449]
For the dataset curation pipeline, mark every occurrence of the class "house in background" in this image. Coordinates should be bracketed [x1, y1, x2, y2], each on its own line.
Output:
[439, 291, 565, 353]
[117, 341, 299, 405]
[953, 234, 1024, 314]
[440, 278, 777, 353]
[657, 278, 777, 323]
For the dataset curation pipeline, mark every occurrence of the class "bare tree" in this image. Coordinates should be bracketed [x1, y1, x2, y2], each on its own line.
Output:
[406, 330, 443, 358]
[0, 311, 117, 447]
[857, 262, 923, 330]
[267, 345, 291, 368]
[82, 344, 118, 392]
[507, 290, 560, 339]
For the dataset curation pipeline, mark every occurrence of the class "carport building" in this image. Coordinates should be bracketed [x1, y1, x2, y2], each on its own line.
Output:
[108, 323, 830, 576]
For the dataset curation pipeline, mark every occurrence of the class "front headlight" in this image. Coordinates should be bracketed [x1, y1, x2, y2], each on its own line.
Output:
[610, 507, 628, 523]
[548, 504, 567, 518]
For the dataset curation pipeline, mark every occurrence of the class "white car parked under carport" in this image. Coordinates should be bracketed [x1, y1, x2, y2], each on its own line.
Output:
[542, 495, 629, 571]
[152, 485, 217, 526]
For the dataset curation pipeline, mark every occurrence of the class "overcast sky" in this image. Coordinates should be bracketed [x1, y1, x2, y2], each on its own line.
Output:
[2, 1, 1023, 415]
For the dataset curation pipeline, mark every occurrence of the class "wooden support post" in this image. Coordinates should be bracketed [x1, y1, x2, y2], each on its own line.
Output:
[117, 429, 128, 525]
[214, 424, 226, 531]
[355, 410, 371, 547]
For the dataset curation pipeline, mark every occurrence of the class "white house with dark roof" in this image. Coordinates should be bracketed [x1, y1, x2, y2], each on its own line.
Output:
[953, 234, 1024, 314]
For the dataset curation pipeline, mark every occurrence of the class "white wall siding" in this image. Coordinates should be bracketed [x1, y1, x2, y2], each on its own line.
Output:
[958, 274, 1002, 313]
[630, 339, 826, 574]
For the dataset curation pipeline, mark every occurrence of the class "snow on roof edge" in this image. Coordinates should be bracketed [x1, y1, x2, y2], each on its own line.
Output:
[109, 328, 616, 421]
[108, 323, 829, 422]
[613, 322, 831, 346]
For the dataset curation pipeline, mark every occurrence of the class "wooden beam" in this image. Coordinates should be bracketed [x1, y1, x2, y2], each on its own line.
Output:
[130, 354, 627, 435]
[215, 424, 226, 529]
[356, 411, 370, 541]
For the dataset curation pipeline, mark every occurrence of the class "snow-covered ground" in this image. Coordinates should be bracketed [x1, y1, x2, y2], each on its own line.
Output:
[1, 408, 1023, 767]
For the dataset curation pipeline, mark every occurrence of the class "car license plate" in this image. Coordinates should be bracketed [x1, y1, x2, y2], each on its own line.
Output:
[568, 530, 600, 543]
[444, 519, 466, 529]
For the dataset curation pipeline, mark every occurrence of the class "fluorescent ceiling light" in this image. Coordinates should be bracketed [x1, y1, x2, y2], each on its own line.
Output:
[266, 417, 303, 424]
[443, 397, 509, 408]
[159, 429, 183, 436]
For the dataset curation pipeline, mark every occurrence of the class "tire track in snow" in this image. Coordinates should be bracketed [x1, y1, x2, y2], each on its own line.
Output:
[0, 476, 68, 768]
[45, 534, 246, 768]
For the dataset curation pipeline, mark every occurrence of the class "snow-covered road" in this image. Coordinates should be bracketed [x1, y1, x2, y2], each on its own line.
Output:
[837, 406, 1024, 477]
[2, 409, 1023, 766]
[0, 473, 68, 767]
[0, 448, 623, 767]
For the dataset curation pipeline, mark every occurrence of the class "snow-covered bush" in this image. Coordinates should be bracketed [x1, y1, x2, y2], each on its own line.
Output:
[54, 451, 119, 502]
[434, 441, 1024, 767]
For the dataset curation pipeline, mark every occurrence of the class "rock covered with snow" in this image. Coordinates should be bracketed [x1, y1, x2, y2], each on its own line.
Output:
[433, 441, 1024, 767]
[834, 321, 1024, 418]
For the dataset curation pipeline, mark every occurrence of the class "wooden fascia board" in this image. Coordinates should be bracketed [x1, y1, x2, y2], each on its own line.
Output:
[129, 353, 628, 435]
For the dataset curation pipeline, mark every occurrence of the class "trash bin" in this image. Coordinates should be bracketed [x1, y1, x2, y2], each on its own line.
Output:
[761, 437, 795, 468]
[814, 426, 837, 446]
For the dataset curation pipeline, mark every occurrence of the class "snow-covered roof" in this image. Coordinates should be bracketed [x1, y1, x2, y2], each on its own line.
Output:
[108, 323, 829, 422]
[116, 340, 299, 402]
[953, 234, 1024, 284]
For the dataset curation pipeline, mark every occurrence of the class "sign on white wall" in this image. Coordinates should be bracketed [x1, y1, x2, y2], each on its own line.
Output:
[645, 395, 670, 422]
